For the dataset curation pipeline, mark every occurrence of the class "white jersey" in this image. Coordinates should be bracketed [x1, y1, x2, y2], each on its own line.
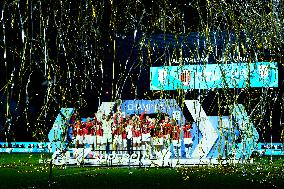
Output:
[126, 124, 133, 139]
[102, 119, 112, 141]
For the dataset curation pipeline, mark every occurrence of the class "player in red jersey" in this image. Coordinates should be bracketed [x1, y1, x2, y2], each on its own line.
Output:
[121, 123, 127, 153]
[182, 121, 193, 158]
[113, 111, 124, 128]
[89, 119, 96, 150]
[141, 116, 151, 156]
[111, 121, 117, 151]
[112, 121, 122, 153]
[84, 117, 93, 148]
[148, 118, 156, 157]
[132, 121, 142, 152]
[154, 122, 164, 155]
[162, 115, 172, 149]
[171, 120, 180, 158]
[95, 120, 103, 152]
[141, 116, 151, 142]
[112, 111, 124, 152]
[82, 122, 89, 148]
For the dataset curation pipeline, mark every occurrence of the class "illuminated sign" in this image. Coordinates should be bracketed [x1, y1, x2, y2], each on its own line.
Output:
[120, 99, 186, 125]
[150, 62, 278, 90]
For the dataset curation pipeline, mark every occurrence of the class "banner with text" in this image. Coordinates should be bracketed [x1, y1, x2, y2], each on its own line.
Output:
[150, 62, 278, 90]
[120, 99, 185, 125]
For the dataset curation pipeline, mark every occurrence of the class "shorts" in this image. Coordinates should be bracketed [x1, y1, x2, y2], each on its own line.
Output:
[82, 136, 87, 144]
[113, 135, 122, 145]
[184, 138, 193, 145]
[172, 140, 180, 147]
[122, 139, 127, 148]
[142, 133, 151, 142]
[96, 135, 105, 144]
[133, 137, 142, 144]
[101, 137, 107, 144]
[104, 133, 112, 142]
[76, 135, 83, 144]
[84, 135, 90, 144]
[91, 135, 96, 146]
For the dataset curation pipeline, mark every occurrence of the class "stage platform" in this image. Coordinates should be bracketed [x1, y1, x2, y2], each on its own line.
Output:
[41, 153, 253, 167]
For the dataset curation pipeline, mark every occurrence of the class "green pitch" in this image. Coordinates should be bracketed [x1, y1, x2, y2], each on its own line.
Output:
[0, 153, 283, 189]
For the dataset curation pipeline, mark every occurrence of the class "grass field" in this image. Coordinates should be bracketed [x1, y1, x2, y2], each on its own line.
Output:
[0, 153, 284, 189]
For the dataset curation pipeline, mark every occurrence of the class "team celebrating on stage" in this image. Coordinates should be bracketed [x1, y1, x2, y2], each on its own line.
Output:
[67, 109, 193, 158]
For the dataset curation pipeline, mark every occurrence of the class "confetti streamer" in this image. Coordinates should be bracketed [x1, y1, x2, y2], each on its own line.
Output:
[0, 0, 283, 184]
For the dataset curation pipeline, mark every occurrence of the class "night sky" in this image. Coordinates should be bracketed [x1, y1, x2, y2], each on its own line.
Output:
[0, 0, 283, 142]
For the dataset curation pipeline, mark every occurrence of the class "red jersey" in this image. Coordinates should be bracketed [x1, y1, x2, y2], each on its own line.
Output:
[82, 127, 88, 136]
[133, 126, 142, 137]
[89, 127, 95, 136]
[163, 123, 172, 135]
[183, 124, 192, 138]
[75, 122, 83, 136]
[139, 111, 146, 127]
[148, 123, 155, 137]
[122, 127, 127, 139]
[113, 127, 122, 135]
[113, 113, 123, 125]
[73, 127, 77, 136]
[95, 123, 103, 136]
[77, 128, 83, 136]
[141, 124, 150, 134]
[85, 122, 93, 130]
[155, 125, 163, 138]
[171, 126, 180, 140]
[122, 131, 127, 139]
